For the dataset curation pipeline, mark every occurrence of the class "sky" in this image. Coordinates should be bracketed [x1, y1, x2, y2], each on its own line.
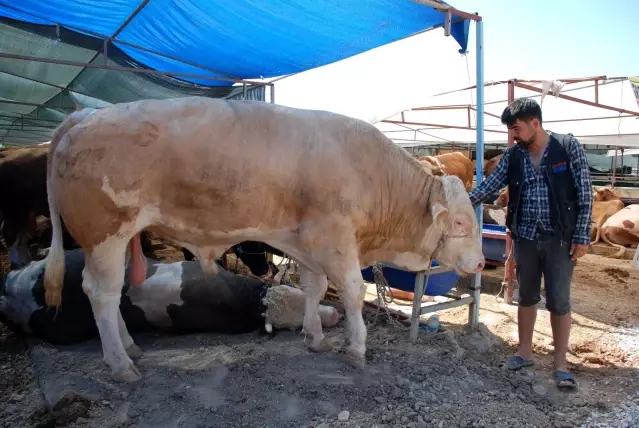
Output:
[272, 0, 639, 124]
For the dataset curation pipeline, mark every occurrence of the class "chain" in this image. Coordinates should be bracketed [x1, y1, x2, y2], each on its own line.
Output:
[369, 262, 405, 328]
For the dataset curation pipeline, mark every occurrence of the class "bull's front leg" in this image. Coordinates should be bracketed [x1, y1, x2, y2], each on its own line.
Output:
[299, 266, 332, 352]
[316, 252, 367, 369]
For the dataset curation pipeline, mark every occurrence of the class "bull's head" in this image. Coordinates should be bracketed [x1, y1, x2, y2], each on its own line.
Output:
[429, 176, 485, 275]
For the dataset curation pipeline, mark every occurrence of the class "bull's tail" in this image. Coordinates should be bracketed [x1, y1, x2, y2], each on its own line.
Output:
[44, 108, 95, 308]
[600, 228, 627, 259]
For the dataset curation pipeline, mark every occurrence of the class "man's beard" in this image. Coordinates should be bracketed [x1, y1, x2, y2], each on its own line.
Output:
[515, 133, 536, 148]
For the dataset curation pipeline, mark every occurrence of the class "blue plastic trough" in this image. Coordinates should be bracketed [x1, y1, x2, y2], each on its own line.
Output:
[361, 224, 508, 297]
[482, 224, 507, 263]
[361, 261, 459, 297]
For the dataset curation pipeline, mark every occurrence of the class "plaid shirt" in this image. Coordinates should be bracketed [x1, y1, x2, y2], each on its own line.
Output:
[469, 133, 592, 245]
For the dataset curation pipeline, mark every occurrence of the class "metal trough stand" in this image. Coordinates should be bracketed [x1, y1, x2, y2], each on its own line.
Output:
[399, 263, 480, 344]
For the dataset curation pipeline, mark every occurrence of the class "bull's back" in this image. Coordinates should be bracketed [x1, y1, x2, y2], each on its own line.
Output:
[53, 97, 403, 231]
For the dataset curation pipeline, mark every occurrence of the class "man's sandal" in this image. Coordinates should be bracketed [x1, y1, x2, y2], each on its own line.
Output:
[506, 355, 534, 371]
[555, 370, 578, 390]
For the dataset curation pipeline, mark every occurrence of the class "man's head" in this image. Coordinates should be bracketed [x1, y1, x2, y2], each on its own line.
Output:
[501, 98, 544, 148]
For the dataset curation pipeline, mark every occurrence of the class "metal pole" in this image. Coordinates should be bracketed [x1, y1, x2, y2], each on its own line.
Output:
[504, 81, 516, 305]
[468, 17, 484, 328]
[410, 272, 426, 343]
[612, 146, 618, 186]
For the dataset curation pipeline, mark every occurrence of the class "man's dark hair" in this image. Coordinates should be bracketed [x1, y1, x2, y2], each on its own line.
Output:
[501, 97, 543, 126]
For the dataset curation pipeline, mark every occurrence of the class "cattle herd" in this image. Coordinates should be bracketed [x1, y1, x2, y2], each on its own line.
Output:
[0, 97, 637, 384]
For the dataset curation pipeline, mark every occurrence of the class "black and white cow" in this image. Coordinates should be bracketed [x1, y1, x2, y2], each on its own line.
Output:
[0, 249, 340, 345]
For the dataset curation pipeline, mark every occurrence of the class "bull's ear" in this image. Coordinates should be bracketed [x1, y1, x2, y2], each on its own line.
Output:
[431, 202, 449, 229]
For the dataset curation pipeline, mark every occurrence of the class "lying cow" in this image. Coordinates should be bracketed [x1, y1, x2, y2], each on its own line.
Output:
[593, 186, 620, 202]
[0, 249, 339, 346]
[482, 204, 506, 226]
[43, 98, 484, 382]
[599, 204, 639, 258]
[0, 146, 78, 268]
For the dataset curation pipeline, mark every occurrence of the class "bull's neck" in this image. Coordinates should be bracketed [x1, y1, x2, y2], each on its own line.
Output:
[357, 160, 443, 261]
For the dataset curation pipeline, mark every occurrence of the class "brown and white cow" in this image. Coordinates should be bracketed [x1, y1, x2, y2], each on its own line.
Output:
[43, 97, 485, 382]
[599, 204, 639, 258]
[417, 152, 475, 191]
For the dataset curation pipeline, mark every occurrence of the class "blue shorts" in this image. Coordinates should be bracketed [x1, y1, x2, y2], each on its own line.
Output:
[513, 234, 576, 315]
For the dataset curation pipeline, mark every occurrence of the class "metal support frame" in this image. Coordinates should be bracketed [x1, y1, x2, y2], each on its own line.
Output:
[503, 81, 516, 305]
[409, 15, 484, 343]
[468, 18, 484, 327]
[382, 119, 507, 134]
[0, 52, 270, 86]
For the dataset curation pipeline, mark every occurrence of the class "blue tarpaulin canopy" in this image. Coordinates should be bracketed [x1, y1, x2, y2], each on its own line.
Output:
[0, 0, 472, 145]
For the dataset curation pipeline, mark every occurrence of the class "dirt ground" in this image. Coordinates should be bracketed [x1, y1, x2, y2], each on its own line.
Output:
[0, 236, 637, 428]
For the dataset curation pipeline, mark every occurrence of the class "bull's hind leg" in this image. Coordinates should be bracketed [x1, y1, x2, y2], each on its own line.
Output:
[83, 238, 141, 382]
[299, 266, 331, 352]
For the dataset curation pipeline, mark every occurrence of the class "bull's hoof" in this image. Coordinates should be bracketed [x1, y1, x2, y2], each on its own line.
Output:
[338, 351, 366, 370]
[126, 344, 143, 359]
[113, 363, 142, 383]
[307, 337, 333, 353]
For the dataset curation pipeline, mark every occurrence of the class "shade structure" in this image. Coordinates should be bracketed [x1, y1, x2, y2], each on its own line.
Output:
[0, 0, 473, 146]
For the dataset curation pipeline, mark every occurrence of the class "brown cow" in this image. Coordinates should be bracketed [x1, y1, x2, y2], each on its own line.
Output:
[418, 152, 475, 191]
[593, 186, 620, 202]
[0, 146, 78, 268]
[43, 98, 485, 382]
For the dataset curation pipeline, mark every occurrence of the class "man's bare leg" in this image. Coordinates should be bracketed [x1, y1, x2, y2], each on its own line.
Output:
[550, 312, 571, 371]
[517, 305, 537, 360]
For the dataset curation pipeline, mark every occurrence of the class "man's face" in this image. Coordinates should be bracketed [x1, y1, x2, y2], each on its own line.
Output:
[508, 118, 538, 148]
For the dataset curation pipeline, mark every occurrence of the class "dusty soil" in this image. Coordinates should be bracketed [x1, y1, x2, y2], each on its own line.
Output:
[0, 236, 637, 428]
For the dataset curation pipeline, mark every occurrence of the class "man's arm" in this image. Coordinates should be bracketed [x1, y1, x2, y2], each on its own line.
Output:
[468, 151, 510, 208]
[568, 135, 593, 246]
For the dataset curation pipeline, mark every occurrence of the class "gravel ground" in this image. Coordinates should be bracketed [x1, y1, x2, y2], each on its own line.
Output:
[580, 395, 639, 428]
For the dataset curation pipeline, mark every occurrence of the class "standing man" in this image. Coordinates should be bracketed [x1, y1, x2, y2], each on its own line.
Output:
[469, 97, 592, 390]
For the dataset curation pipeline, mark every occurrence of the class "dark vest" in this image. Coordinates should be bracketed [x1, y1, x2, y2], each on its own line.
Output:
[505, 133, 578, 243]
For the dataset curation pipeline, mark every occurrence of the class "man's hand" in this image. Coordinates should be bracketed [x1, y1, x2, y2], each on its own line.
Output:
[570, 243, 588, 261]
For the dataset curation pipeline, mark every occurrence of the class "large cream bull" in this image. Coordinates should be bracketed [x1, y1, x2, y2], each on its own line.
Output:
[43, 97, 484, 382]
